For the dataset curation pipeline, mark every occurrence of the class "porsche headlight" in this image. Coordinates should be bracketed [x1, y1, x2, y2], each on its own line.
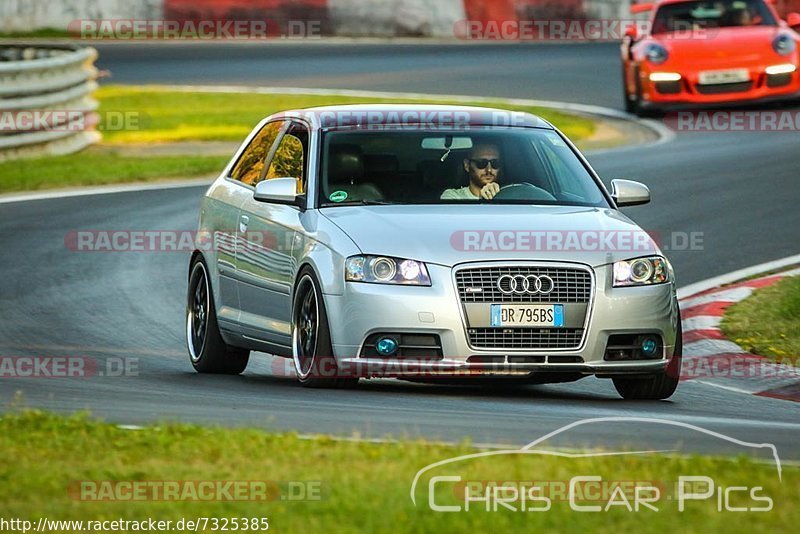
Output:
[613, 256, 670, 287]
[345, 255, 431, 286]
[645, 43, 669, 64]
[773, 34, 796, 56]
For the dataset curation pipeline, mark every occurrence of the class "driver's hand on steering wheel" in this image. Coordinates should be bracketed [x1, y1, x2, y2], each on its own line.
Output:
[480, 183, 500, 200]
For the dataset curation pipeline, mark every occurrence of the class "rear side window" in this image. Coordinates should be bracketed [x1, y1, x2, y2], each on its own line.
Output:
[229, 121, 284, 185]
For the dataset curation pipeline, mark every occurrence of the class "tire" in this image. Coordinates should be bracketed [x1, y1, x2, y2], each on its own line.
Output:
[627, 65, 664, 118]
[186, 256, 250, 374]
[292, 268, 359, 389]
[623, 65, 638, 114]
[613, 322, 682, 400]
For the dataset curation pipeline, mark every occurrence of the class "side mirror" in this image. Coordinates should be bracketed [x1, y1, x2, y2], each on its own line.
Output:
[787, 12, 800, 29]
[254, 177, 303, 208]
[611, 179, 651, 207]
[624, 24, 639, 40]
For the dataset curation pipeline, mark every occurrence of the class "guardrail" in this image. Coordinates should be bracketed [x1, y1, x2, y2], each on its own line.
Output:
[0, 43, 100, 162]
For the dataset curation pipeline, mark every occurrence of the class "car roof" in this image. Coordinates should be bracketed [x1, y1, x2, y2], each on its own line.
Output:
[265, 104, 553, 130]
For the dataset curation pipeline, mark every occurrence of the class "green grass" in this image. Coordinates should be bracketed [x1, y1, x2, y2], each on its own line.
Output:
[721, 276, 800, 364]
[0, 410, 796, 533]
[0, 28, 71, 39]
[96, 86, 596, 144]
[0, 147, 225, 193]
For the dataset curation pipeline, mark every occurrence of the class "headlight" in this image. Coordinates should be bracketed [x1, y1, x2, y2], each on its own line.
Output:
[645, 43, 669, 64]
[345, 255, 431, 286]
[613, 256, 670, 287]
[773, 34, 796, 56]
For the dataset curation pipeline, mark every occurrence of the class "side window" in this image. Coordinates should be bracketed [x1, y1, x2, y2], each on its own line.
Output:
[265, 123, 308, 193]
[229, 121, 284, 185]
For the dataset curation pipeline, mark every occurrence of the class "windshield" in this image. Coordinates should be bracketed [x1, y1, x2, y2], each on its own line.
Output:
[652, 0, 777, 34]
[318, 128, 609, 208]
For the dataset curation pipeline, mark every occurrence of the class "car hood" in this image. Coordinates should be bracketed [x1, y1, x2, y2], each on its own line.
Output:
[658, 26, 784, 64]
[320, 205, 660, 268]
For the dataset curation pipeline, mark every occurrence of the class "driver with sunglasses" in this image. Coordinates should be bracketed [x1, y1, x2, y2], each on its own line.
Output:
[441, 143, 502, 200]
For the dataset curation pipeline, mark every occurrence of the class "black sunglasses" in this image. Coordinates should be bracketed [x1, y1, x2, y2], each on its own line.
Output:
[470, 158, 502, 170]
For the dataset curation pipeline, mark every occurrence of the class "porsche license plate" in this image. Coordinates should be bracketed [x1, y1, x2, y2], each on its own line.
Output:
[490, 304, 564, 328]
[698, 69, 750, 85]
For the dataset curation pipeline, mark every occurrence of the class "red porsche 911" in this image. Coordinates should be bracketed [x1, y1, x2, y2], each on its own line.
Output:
[622, 0, 800, 115]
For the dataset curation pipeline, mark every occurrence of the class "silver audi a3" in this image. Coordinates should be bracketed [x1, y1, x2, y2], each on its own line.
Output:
[186, 105, 682, 400]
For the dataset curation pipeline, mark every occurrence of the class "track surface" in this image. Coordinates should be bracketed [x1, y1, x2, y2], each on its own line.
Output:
[1, 42, 798, 458]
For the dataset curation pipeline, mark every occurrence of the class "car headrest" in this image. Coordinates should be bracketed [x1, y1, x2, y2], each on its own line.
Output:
[419, 156, 465, 190]
[329, 144, 364, 184]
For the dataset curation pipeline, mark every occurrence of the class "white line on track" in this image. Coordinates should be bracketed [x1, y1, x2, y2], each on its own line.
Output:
[677, 254, 800, 300]
[0, 178, 213, 205]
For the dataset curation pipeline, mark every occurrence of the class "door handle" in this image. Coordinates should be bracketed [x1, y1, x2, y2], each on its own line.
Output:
[239, 215, 249, 233]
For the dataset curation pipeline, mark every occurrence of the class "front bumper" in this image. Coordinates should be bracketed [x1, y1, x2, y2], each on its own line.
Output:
[640, 63, 800, 107]
[324, 262, 680, 379]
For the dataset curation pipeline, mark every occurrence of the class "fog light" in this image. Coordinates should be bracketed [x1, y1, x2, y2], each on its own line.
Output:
[376, 337, 398, 356]
[641, 337, 658, 357]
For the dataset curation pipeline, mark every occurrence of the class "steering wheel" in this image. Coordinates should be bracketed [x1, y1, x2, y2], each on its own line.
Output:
[493, 182, 557, 202]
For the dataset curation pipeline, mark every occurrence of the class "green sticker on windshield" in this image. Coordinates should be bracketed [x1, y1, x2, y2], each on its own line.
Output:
[329, 190, 348, 203]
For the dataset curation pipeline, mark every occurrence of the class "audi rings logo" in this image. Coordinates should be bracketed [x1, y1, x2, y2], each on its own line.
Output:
[497, 274, 555, 295]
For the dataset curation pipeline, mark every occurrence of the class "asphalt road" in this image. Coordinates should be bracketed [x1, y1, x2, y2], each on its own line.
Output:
[1, 42, 798, 459]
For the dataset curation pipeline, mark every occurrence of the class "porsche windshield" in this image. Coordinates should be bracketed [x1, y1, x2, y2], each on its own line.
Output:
[652, 0, 778, 34]
[318, 128, 610, 208]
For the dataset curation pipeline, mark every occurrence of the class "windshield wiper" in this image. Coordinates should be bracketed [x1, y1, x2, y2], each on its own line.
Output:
[340, 200, 398, 206]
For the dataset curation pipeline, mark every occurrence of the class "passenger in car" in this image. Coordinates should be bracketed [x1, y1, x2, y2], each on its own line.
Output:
[440, 143, 503, 200]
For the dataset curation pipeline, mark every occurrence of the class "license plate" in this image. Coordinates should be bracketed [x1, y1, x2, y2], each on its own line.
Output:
[490, 304, 564, 328]
[698, 69, 750, 85]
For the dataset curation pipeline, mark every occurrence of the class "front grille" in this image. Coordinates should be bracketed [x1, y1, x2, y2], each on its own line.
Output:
[468, 328, 584, 349]
[455, 266, 592, 303]
[695, 81, 753, 95]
